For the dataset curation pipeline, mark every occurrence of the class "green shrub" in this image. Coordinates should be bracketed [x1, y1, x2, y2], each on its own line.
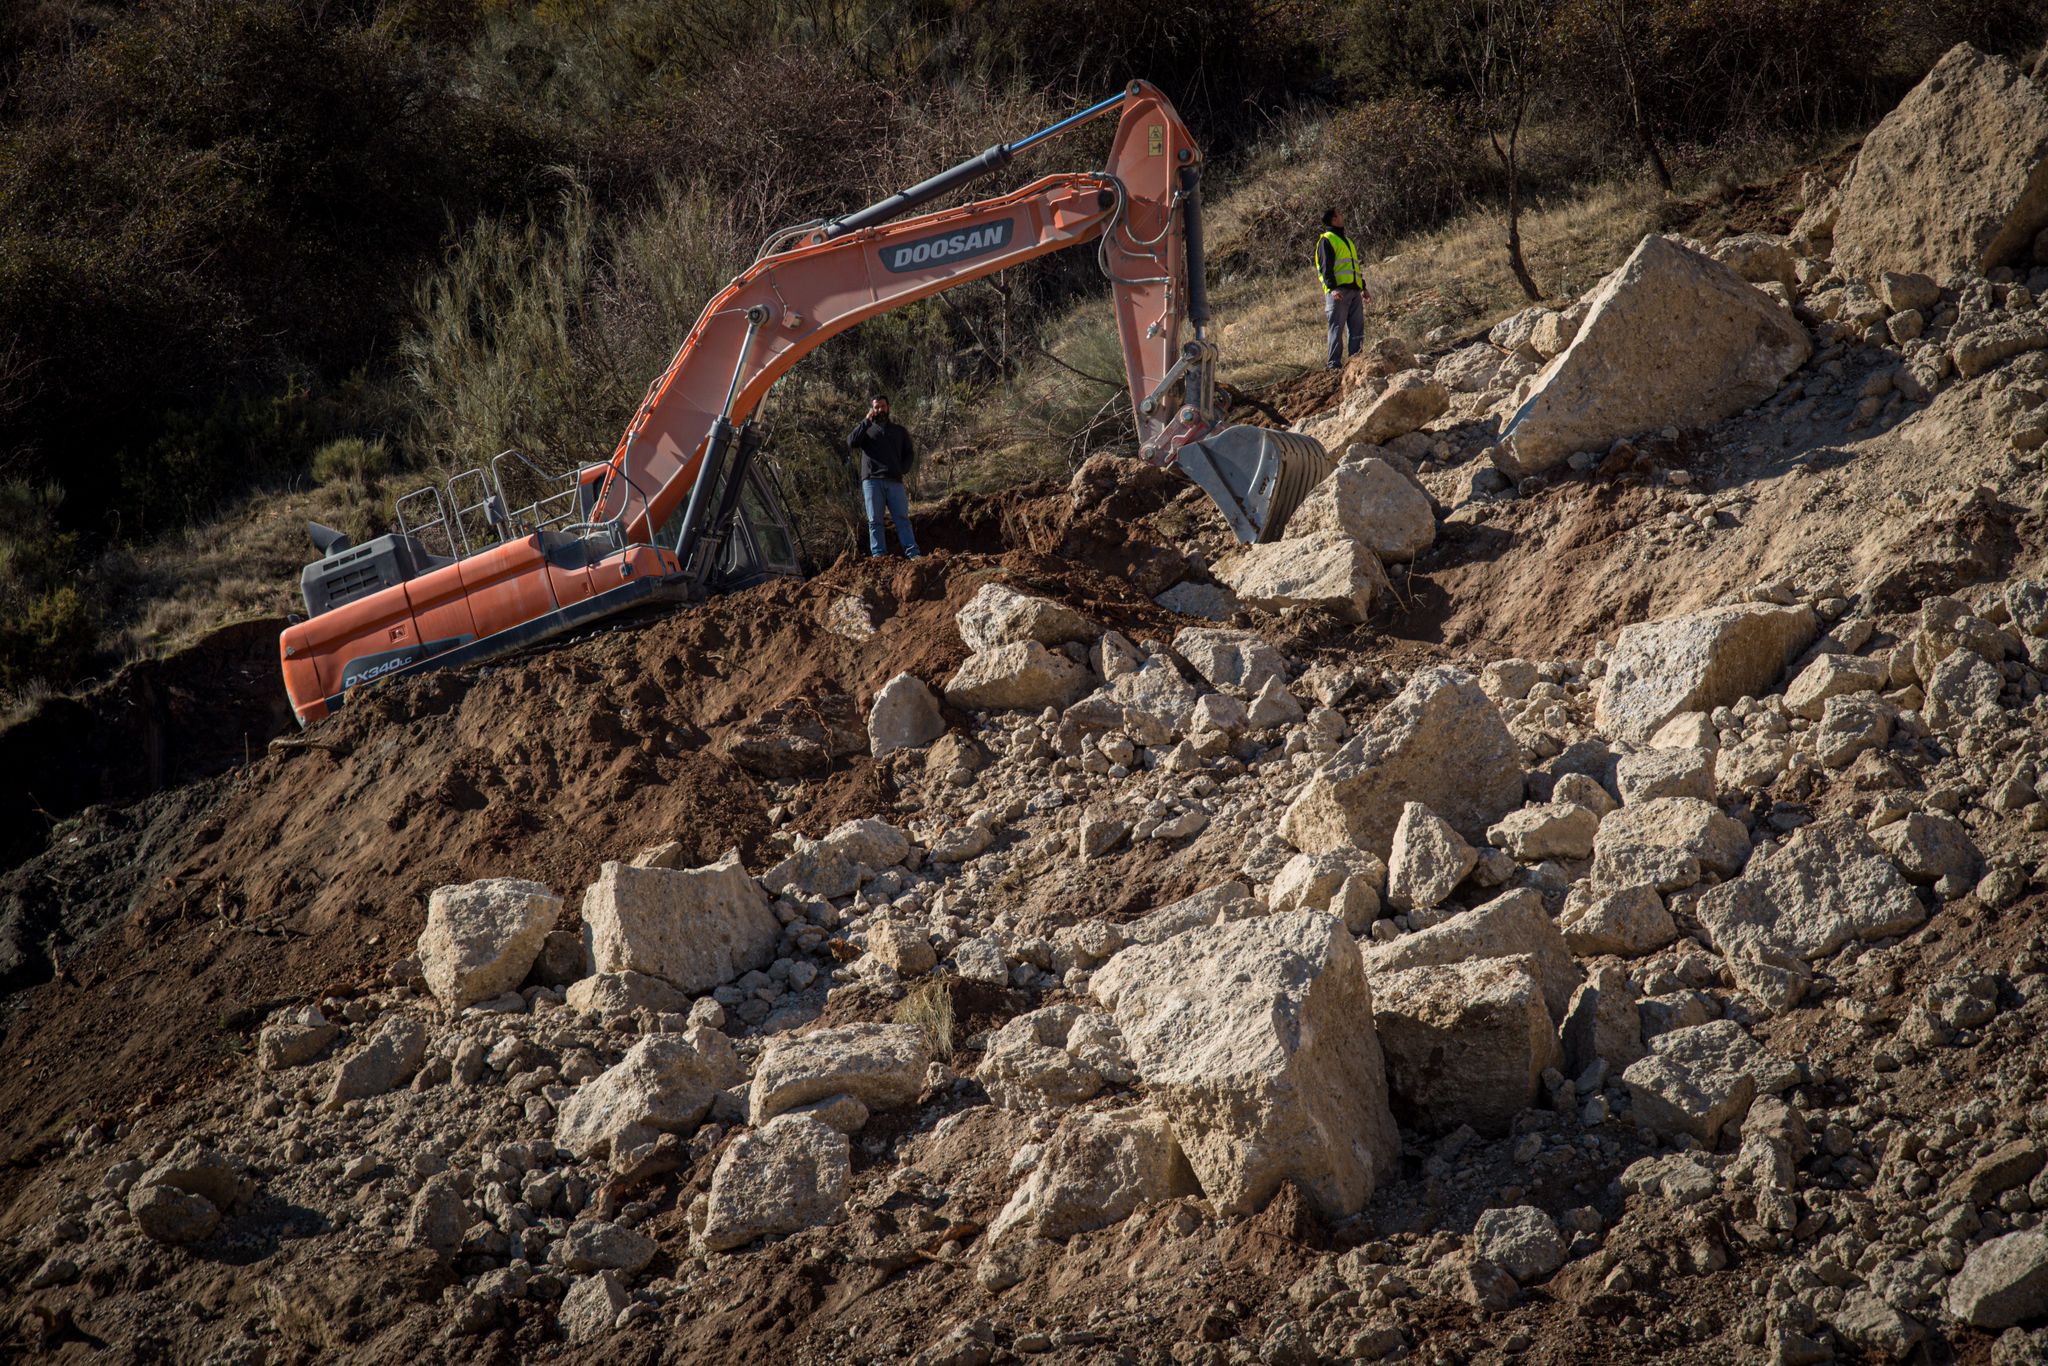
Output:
[310, 436, 394, 487]
[0, 586, 96, 694]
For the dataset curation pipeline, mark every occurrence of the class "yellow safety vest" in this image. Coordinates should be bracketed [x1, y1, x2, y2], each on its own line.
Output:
[1318, 230, 1362, 289]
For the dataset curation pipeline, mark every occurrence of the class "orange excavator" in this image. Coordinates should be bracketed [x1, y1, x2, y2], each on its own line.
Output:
[280, 81, 1331, 725]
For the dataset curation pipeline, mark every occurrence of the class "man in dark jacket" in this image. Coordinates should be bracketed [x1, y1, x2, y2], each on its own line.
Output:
[1317, 207, 1371, 370]
[845, 395, 922, 558]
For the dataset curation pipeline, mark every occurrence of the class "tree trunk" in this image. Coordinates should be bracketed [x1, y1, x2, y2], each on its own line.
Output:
[1495, 131, 1542, 301]
[1620, 58, 1673, 191]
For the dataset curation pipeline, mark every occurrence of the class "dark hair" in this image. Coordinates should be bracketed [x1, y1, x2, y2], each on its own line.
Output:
[870, 394, 890, 405]
[1321, 207, 1339, 227]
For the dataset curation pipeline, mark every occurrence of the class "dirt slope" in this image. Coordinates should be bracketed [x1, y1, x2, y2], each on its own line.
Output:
[0, 469, 1205, 1182]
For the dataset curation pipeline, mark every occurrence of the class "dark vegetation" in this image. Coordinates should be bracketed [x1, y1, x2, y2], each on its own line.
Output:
[1, 0, 2041, 695]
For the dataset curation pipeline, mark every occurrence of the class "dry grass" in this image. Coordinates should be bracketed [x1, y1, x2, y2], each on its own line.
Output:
[103, 472, 407, 665]
[1209, 178, 1662, 380]
[260, 1280, 342, 1355]
[894, 978, 956, 1063]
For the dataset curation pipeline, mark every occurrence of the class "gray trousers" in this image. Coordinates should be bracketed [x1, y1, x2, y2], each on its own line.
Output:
[1325, 286, 1365, 369]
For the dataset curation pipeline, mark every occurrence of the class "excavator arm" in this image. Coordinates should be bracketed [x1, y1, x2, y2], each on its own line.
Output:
[278, 81, 1329, 725]
[592, 81, 1230, 571]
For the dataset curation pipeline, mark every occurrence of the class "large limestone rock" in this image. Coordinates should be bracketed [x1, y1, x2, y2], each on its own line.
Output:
[557, 1029, 745, 1158]
[1215, 532, 1390, 624]
[978, 1004, 1130, 1111]
[1953, 316, 2048, 379]
[696, 1115, 850, 1253]
[560, 1272, 629, 1344]
[956, 582, 1095, 653]
[1591, 797, 1751, 888]
[1496, 235, 1810, 478]
[1437, 343, 1507, 393]
[1831, 44, 2048, 282]
[1475, 1206, 1567, 1283]
[762, 817, 910, 900]
[325, 1014, 427, 1108]
[1562, 964, 1644, 1073]
[581, 855, 778, 994]
[944, 641, 1093, 711]
[416, 878, 561, 1012]
[987, 1107, 1199, 1242]
[1710, 233, 1799, 291]
[1173, 627, 1288, 696]
[1558, 884, 1676, 959]
[1370, 955, 1561, 1135]
[1090, 911, 1399, 1219]
[1946, 1231, 2048, 1330]
[749, 1023, 933, 1125]
[1111, 655, 1201, 745]
[1359, 888, 1577, 1021]
[1282, 667, 1522, 858]
[1622, 1019, 1785, 1143]
[1285, 457, 1436, 564]
[1614, 748, 1714, 805]
[1269, 847, 1387, 916]
[1783, 653, 1887, 720]
[1305, 370, 1449, 448]
[127, 1140, 256, 1243]
[1487, 802, 1599, 862]
[1873, 810, 1981, 885]
[1356, 371, 1450, 443]
[1595, 603, 1818, 743]
[868, 673, 945, 756]
[1697, 817, 1925, 1004]
[565, 970, 689, 1017]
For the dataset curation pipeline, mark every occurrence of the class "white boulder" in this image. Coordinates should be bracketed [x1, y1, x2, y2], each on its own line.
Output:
[1496, 235, 1811, 479]
[416, 878, 561, 1012]
[581, 854, 779, 994]
[1282, 667, 1523, 858]
[1091, 911, 1399, 1219]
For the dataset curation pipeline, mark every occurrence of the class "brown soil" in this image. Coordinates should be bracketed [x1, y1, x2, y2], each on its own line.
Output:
[0, 616, 297, 872]
[0, 464, 1201, 1192]
[1655, 142, 1862, 244]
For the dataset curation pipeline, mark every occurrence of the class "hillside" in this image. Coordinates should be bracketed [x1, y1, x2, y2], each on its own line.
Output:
[4, 0, 2043, 698]
[4, 34, 2048, 1366]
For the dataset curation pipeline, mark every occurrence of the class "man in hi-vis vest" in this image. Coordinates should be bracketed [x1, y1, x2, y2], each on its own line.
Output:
[1317, 207, 1370, 371]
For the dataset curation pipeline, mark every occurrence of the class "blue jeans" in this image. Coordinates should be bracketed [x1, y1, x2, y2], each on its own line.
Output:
[861, 478, 919, 557]
[1326, 287, 1365, 369]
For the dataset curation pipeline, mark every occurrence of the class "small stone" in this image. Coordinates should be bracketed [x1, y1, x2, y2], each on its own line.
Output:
[1387, 802, 1477, 911]
[868, 921, 937, 976]
[1473, 1205, 1566, 1282]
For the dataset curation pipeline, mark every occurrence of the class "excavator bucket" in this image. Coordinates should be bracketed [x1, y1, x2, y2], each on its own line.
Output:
[1174, 425, 1335, 544]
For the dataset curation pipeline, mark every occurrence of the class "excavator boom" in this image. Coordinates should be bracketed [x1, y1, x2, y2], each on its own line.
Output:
[279, 81, 1329, 725]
